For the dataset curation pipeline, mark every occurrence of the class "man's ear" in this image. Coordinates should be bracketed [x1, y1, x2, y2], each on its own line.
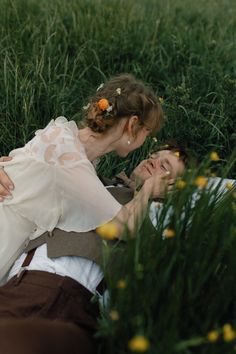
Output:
[125, 115, 139, 136]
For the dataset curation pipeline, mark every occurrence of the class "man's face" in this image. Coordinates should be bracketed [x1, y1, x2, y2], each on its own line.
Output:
[130, 150, 185, 184]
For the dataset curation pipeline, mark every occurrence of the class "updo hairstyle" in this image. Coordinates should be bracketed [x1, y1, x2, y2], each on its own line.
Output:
[85, 74, 164, 136]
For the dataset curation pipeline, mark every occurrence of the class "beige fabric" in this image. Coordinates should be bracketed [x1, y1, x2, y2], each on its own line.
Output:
[0, 117, 121, 280]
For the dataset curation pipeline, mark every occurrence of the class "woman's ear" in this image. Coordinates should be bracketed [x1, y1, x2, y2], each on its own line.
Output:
[126, 115, 139, 136]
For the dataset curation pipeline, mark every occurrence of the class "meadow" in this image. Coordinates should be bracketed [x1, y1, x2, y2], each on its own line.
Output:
[0, 0, 236, 353]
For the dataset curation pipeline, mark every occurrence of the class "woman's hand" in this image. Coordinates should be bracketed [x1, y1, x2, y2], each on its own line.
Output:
[0, 156, 14, 201]
[143, 171, 174, 199]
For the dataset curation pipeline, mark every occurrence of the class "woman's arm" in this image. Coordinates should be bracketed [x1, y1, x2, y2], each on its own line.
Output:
[0, 157, 14, 201]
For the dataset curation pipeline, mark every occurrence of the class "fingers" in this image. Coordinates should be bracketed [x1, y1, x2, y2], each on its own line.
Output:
[0, 164, 14, 202]
[0, 156, 12, 162]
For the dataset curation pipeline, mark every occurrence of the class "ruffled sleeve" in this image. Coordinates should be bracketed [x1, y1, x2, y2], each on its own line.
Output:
[24, 116, 86, 167]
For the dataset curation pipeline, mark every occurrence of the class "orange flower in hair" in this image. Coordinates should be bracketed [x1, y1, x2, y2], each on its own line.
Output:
[98, 98, 109, 111]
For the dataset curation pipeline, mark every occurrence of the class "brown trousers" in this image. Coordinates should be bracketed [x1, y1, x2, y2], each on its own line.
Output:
[0, 270, 100, 354]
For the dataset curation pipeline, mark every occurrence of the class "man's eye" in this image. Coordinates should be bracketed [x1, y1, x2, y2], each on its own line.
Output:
[161, 164, 168, 171]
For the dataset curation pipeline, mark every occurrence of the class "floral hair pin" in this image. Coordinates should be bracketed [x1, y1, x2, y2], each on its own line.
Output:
[97, 98, 113, 115]
[96, 83, 104, 91]
[83, 103, 90, 110]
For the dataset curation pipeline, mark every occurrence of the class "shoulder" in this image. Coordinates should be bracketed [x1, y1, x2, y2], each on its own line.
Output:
[35, 117, 79, 141]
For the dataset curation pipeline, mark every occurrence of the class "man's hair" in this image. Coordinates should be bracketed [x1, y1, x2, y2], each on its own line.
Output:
[154, 140, 189, 167]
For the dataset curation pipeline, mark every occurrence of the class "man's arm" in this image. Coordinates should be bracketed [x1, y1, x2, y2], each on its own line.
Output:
[0, 156, 14, 201]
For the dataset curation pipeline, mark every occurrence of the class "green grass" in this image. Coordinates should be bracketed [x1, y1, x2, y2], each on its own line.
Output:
[0, 0, 235, 177]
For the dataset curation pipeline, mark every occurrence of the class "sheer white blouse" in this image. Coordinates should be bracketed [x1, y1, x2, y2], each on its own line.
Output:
[0, 117, 121, 280]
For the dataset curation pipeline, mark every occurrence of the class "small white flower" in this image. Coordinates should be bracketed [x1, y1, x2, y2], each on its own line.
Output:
[106, 105, 113, 113]
[83, 103, 90, 110]
[96, 83, 104, 91]
[152, 137, 158, 142]
[116, 88, 121, 95]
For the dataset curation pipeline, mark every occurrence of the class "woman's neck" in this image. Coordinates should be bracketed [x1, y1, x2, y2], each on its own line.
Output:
[78, 127, 122, 161]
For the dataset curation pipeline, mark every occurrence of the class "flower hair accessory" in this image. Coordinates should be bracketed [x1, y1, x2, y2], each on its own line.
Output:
[83, 103, 90, 110]
[96, 83, 104, 91]
[97, 98, 113, 114]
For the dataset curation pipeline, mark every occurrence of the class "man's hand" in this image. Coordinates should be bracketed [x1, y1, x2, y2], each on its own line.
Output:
[0, 156, 14, 201]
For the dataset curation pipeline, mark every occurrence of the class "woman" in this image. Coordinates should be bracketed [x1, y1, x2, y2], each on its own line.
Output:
[0, 73, 166, 280]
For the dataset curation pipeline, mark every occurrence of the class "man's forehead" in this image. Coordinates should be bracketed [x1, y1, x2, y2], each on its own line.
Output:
[152, 149, 177, 158]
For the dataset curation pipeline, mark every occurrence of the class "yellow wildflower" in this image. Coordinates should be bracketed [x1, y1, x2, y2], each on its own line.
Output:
[175, 179, 186, 189]
[207, 330, 219, 342]
[110, 310, 119, 321]
[194, 176, 208, 188]
[210, 152, 220, 161]
[96, 222, 118, 240]
[128, 335, 150, 352]
[174, 151, 180, 158]
[117, 279, 126, 289]
[159, 97, 164, 105]
[163, 228, 175, 238]
[223, 324, 236, 342]
[226, 182, 234, 190]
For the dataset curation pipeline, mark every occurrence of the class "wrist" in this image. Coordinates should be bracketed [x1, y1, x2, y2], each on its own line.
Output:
[141, 179, 153, 199]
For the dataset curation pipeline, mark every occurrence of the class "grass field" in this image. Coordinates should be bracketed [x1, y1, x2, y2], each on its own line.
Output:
[0, 0, 235, 176]
[0, 1, 236, 353]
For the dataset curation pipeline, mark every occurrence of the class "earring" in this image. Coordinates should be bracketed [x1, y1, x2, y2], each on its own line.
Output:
[127, 140, 131, 145]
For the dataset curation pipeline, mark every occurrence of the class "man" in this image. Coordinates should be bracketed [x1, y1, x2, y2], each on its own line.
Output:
[0, 148, 186, 354]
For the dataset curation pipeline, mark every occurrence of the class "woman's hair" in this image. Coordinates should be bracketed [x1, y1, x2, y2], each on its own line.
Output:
[84, 74, 164, 136]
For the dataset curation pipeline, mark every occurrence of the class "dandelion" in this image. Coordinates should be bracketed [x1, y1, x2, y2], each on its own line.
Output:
[110, 310, 119, 321]
[98, 98, 109, 111]
[176, 179, 186, 189]
[207, 330, 219, 342]
[210, 152, 220, 161]
[194, 176, 208, 188]
[96, 222, 118, 240]
[159, 97, 164, 105]
[226, 182, 234, 190]
[223, 324, 236, 342]
[163, 228, 175, 238]
[174, 151, 180, 158]
[117, 279, 126, 289]
[128, 335, 150, 352]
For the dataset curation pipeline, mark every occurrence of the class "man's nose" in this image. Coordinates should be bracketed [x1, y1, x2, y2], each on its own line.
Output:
[148, 158, 159, 169]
